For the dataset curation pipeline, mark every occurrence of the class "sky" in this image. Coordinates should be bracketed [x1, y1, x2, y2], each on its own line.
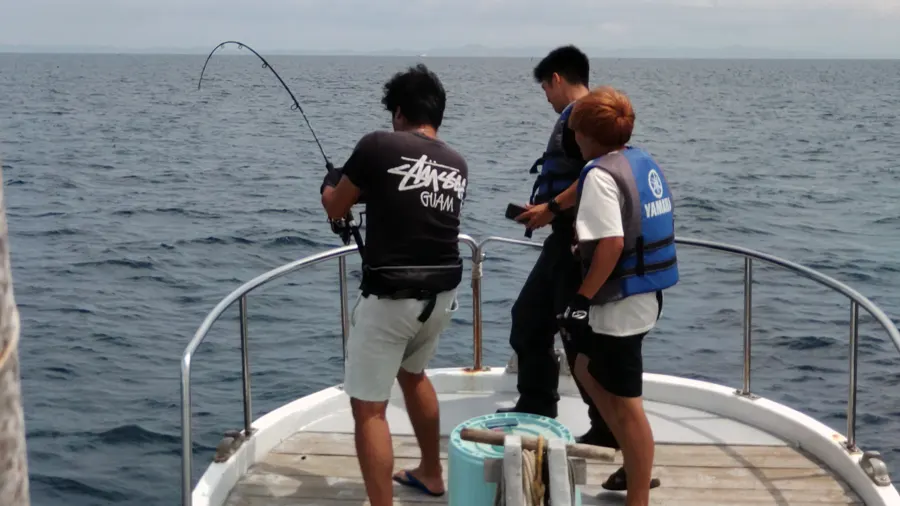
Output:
[1, 0, 900, 57]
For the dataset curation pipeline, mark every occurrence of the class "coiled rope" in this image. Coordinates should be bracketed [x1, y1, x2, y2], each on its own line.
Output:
[493, 435, 541, 505]
[0, 162, 30, 506]
[492, 435, 576, 505]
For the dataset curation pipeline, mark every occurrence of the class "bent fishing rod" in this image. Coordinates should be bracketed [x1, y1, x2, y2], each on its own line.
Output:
[196, 40, 364, 255]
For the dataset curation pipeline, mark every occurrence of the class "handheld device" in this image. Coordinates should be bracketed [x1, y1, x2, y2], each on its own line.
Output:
[505, 203, 528, 221]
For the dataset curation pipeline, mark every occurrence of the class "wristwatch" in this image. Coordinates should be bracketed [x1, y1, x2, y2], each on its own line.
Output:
[548, 198, 562, 215]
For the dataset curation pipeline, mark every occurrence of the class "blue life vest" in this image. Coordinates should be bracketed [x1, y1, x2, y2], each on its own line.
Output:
[576, 146, 679, 303]
[528, 103, 584, 205]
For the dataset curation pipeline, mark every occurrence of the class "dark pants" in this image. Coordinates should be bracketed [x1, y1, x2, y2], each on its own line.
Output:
[509, 229, 614, 444]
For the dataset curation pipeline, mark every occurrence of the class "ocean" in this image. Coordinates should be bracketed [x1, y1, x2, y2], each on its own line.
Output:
[1, 53, 898, 505]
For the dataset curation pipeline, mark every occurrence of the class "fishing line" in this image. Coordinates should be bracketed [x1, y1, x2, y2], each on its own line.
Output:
[197, 40, 332, 169]
[196, 40, 365, 257]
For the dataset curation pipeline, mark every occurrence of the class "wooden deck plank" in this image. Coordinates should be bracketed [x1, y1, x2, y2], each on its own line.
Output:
[225, 495, 439, 505]
[226, 431, 863, 505]
[226, 496, 860, 506]
[274, 432, 822, 469]
[249, 453, 855, 493]
[232, 471, 862, 504]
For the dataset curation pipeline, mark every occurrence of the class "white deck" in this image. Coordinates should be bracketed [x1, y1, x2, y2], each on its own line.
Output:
[192, 367, 900, 506]
[301, 389, 787, 446]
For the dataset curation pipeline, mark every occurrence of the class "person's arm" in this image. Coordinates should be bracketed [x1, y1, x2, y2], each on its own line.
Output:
[321, 177, 361, 219]
[552, 181, 579, 210]
[516, 178, 580, 229]
[320, 133, 377, 219]
[577, 236, 624, 298]
[574, 170, 624, 298]
[517, 123, 585, 229]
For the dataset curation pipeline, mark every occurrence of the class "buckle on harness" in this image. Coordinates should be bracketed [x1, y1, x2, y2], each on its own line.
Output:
[418, 295, 437, 323]
[361, 288, 439, 323]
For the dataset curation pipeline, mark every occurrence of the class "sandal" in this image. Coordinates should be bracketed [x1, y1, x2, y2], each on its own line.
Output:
[601, 466, 661, 491]
[393, 470, 445, 497]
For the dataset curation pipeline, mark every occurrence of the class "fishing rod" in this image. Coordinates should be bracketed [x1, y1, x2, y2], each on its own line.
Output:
[196, 40, 364, 255]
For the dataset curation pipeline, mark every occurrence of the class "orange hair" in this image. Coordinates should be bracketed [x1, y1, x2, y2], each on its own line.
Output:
[568, 86, 635, 146]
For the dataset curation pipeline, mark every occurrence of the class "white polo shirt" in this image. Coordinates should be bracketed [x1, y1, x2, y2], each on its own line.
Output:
[575, 167, 660, 337]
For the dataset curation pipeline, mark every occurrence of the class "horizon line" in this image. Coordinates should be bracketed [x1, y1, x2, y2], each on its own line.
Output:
[1, 50, 898, 61]
[1, 43, 898, 60]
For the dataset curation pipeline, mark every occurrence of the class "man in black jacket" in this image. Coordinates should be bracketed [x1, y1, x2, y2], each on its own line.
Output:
[502, 45, 637, 490]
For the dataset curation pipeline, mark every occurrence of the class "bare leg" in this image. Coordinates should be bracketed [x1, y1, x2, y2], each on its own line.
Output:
[575, 355, 654, 506]
[351, 398, 394, 506]
[608, 396, 654, 506]
[394, 368, 445, 494]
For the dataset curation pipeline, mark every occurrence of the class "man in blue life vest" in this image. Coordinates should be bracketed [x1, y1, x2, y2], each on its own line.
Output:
[558, 86, 678, 506]
[502, 45, 633, 486]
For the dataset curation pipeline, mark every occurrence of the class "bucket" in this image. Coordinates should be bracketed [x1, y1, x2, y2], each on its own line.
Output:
[447, 412, 582, 506]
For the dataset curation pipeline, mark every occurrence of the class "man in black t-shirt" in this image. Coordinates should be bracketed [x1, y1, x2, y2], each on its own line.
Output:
[320, 64, 467, 505]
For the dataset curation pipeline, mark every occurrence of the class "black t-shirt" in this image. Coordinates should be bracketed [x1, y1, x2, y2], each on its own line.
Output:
[342, 130, 469, 287]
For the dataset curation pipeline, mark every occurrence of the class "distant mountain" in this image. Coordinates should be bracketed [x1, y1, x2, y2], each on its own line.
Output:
[1, 43, 896, 59]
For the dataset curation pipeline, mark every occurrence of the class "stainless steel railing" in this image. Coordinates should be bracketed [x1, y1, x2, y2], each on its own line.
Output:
[671, 237, 900, 453]
[477, 236, 900, 451]
[180, 234, 900, 505]
[179, 235, 478, 506]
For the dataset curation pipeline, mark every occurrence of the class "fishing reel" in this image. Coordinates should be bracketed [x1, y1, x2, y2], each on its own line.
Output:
[329, 210, 364, 248]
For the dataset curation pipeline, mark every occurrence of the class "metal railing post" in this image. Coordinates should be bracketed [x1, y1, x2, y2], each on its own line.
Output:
[846, 301, 859, 451]
[471, 250, 484, 371]
[181, 355, 192, 506]
[338, 257, 351, 377]
[739, 257, 753, 397]
[239, 295, 252, 435]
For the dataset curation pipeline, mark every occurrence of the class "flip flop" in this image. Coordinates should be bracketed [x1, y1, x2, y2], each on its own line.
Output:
[393, 470, 446, 497]
[601, 466, 661, 491]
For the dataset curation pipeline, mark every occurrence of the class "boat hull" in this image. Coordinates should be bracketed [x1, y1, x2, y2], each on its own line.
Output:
[191, 367, 899, 505]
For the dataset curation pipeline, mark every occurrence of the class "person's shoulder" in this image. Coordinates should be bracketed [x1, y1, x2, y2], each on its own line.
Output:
[436, 141, 467, 166]
[586, 165, 618, 191]
[433, 142, 468, 179]
[356, 130, 391, 148]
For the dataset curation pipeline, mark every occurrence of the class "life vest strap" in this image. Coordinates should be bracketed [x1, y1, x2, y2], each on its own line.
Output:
[635, 236, 645, 276]
[622, 234, 674, 255]
[611, 256, 677, 280]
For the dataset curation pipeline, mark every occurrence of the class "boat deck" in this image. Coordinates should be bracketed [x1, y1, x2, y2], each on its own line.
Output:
[222, 386, 862, 505]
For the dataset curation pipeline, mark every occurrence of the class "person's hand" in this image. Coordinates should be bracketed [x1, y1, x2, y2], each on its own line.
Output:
[556, 293, 590, 343]
[516, 203, 554, 230]
[320, 166, 343, 194]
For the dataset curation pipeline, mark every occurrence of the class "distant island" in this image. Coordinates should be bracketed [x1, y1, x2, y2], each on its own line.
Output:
[1, 43, 897, 59]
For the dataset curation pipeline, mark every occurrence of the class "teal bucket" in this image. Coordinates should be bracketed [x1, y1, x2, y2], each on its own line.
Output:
[447, 412, 582, 506]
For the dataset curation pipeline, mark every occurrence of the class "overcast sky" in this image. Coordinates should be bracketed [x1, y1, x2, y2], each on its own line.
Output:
[2, 0, 899, 56]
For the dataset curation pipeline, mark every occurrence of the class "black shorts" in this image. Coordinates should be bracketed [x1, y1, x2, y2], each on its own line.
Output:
[578, 329, 647, 398]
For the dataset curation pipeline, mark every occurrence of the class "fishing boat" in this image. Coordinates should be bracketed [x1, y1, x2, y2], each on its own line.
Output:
[179, 234, 900, 505]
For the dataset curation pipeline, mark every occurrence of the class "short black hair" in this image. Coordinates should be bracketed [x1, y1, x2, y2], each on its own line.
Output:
[381, 64, 446, 129]
[533, 45, 589, 87]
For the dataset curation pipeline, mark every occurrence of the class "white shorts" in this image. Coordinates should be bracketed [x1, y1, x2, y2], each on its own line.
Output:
[343, 289, 458, 402]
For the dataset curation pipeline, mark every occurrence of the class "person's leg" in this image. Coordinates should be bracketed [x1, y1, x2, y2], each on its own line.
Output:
[503, 236, 560, 417]
[391, 290, 458, 496]
[343, 295, 419, 506]
[576, 333, 656, 506]
[553, 243, 615, 447]
[350, 398, 394, 506]
[395, 370, 444, 494]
